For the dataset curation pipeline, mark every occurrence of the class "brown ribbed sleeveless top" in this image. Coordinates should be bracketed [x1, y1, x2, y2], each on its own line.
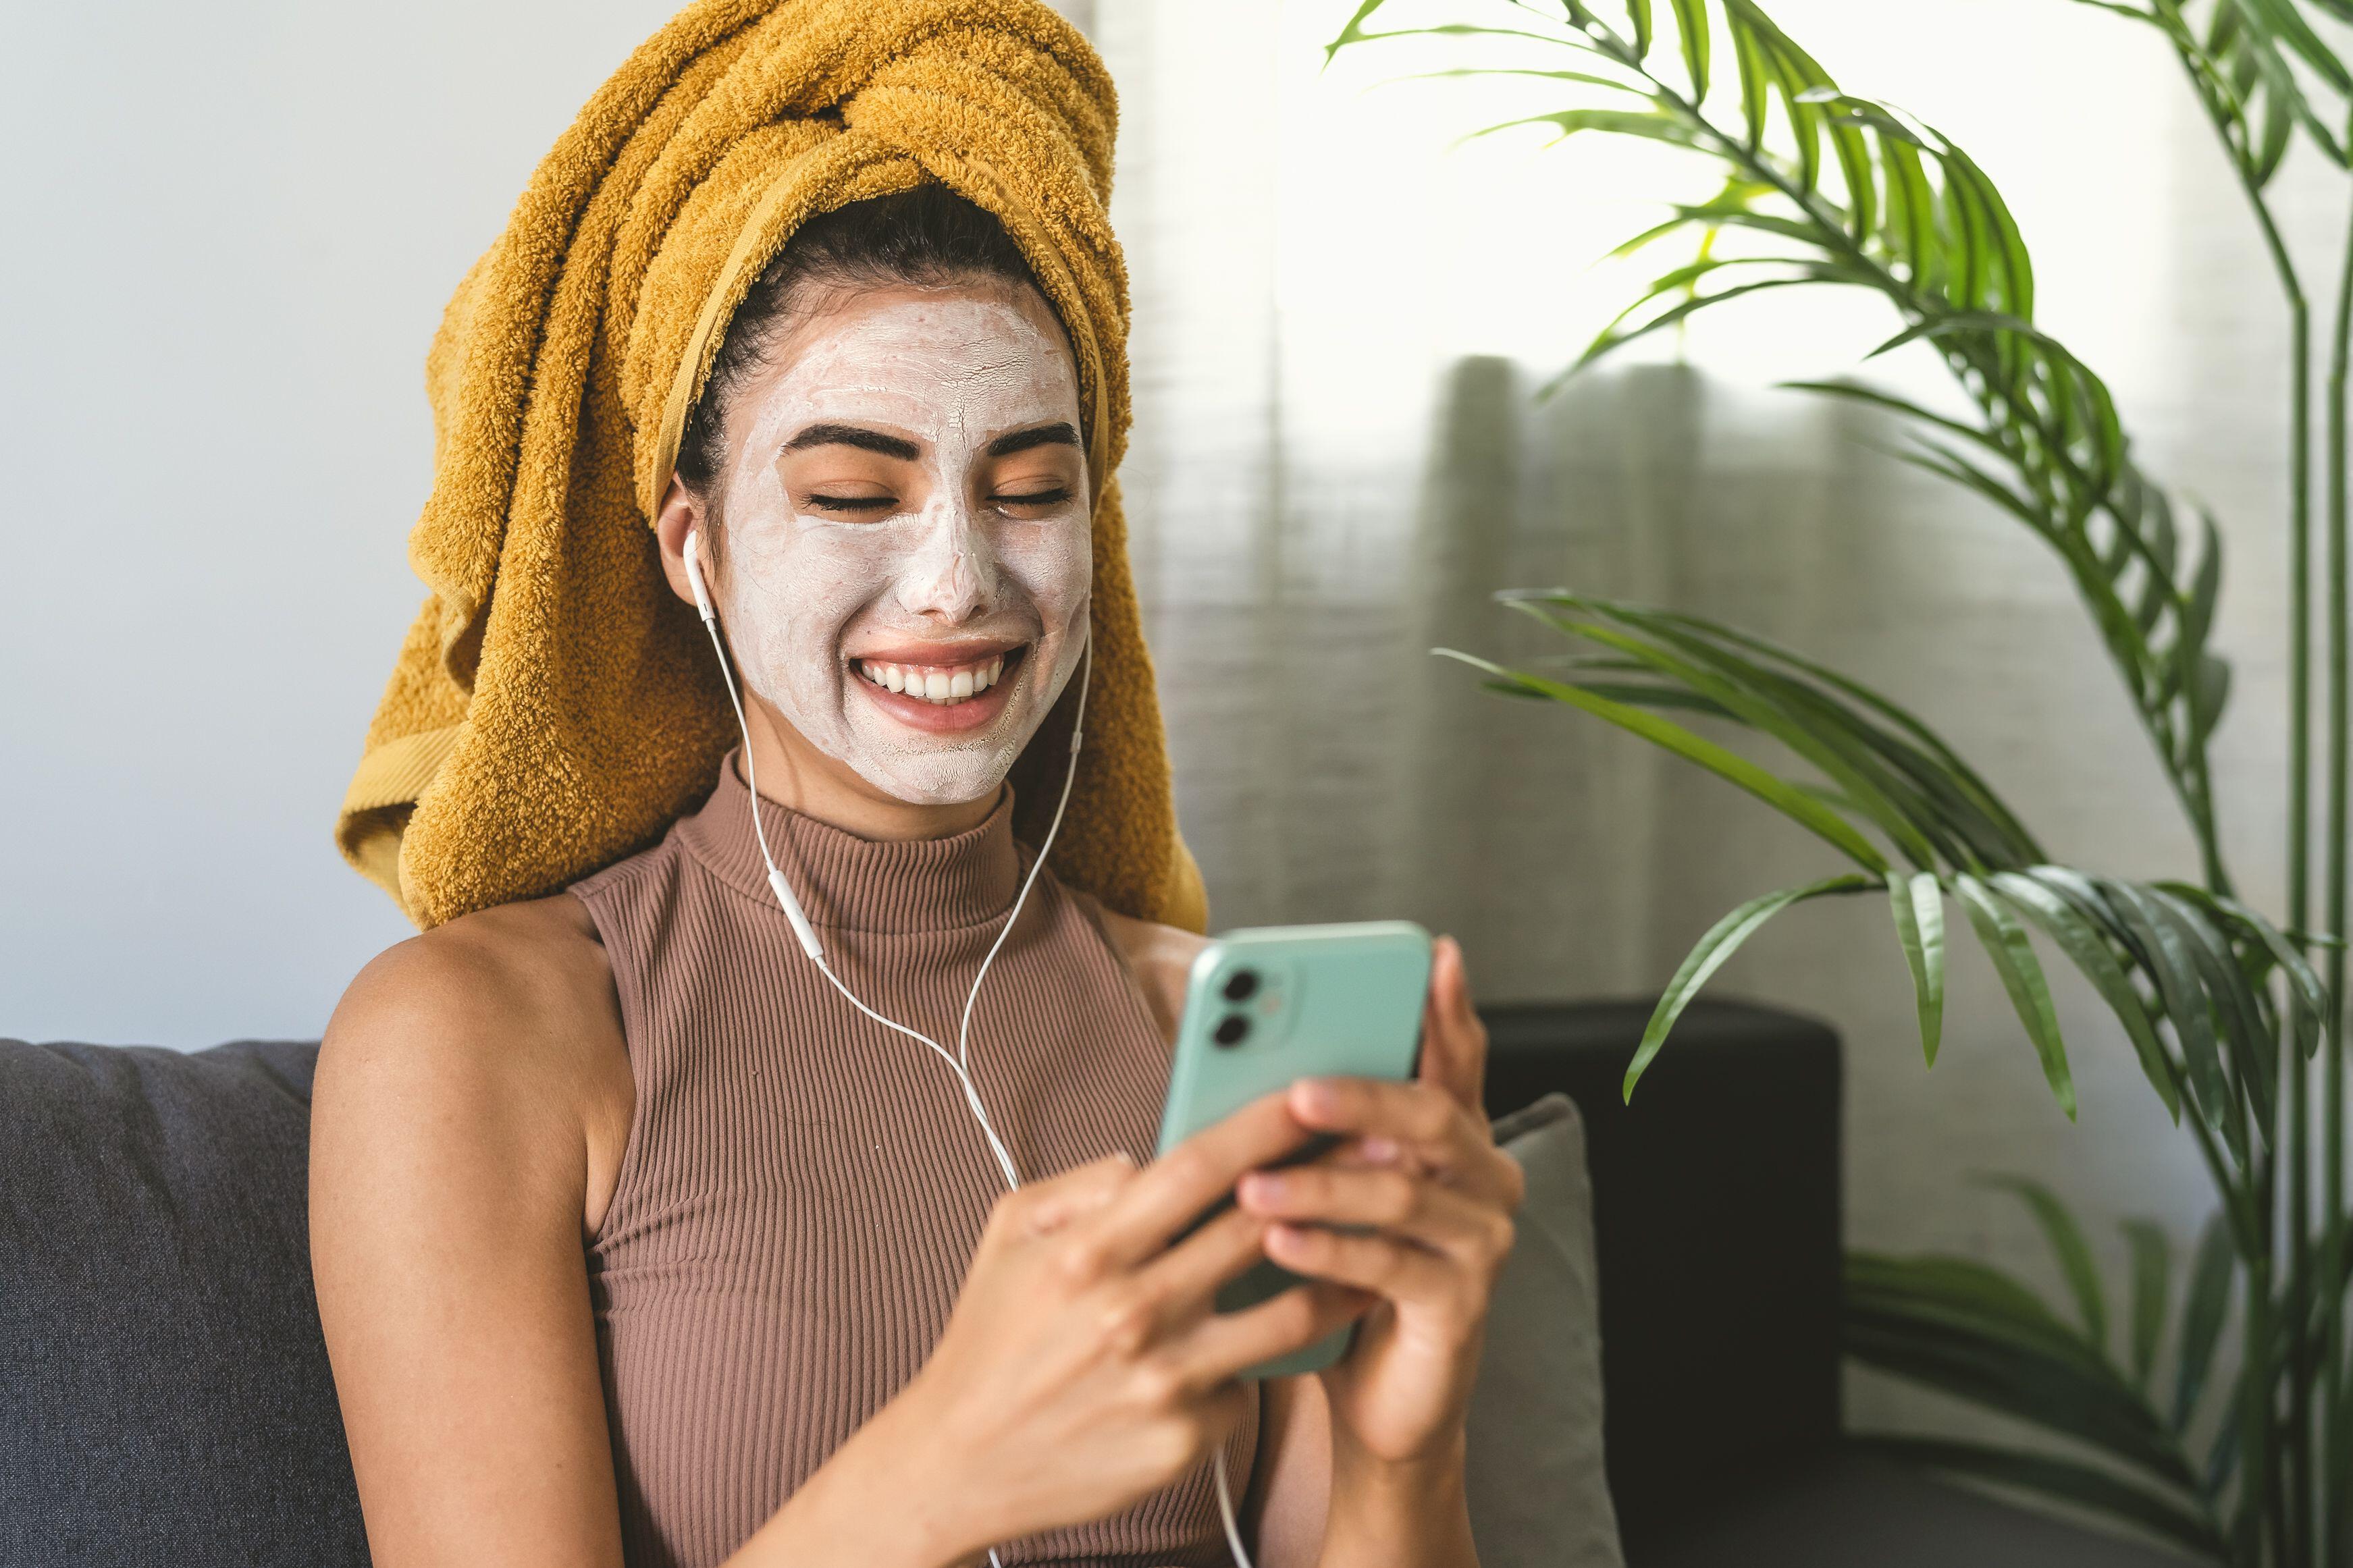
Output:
[571, 753, 1255, 1568]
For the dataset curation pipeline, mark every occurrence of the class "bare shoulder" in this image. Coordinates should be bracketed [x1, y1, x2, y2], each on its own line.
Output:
[1093, 904, 1208, 1048]
[319, 892, 617, 1106]
[315, 893, 631, 1235]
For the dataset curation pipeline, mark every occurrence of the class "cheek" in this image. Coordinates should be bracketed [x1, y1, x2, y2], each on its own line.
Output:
[722, 532, 879, 707]
[997, 521, 1092, 615]
[734, 526, 891, 626]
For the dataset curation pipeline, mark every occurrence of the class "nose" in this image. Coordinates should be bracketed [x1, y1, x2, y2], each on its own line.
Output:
[894, 490, 997, 623]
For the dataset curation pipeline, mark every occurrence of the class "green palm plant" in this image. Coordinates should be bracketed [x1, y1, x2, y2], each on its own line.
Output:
[1327, 1, 2353, 1562]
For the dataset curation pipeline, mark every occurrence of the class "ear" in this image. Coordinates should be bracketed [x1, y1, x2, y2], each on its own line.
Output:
[654, 477, 709, 612]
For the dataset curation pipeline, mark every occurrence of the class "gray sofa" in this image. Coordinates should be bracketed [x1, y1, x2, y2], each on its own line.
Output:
[0, 1002, 2178, 1566]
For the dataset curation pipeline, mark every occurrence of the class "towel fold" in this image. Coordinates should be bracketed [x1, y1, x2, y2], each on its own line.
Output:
[336, 0, 1207, 934]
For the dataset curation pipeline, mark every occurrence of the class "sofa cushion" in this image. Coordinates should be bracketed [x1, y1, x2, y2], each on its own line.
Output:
[1481, 1000, 1843, 1538]
[1471, 1091, 1623, 1568]
[0, 1039, 368, 1568]
[2, 1043, 1620, 1568]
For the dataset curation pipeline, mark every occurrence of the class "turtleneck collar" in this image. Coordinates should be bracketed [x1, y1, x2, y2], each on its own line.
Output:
[675, 749, 1025, 935]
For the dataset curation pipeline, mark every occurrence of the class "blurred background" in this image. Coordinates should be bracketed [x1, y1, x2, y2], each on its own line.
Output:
[0, 0, 2315, 1440]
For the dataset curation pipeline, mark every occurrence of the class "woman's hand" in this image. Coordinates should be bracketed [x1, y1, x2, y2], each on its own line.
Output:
[774, 1093, 1371, 1567]
[1236, 937, 1521, 1470]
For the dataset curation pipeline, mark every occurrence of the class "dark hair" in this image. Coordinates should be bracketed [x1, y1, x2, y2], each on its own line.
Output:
[674, 185, 1051, 491]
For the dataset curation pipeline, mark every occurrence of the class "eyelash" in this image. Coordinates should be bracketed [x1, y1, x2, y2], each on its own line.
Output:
[803, 487, 1073, 514]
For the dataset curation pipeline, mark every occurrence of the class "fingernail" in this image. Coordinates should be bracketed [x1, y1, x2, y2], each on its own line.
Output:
[1266, 1224, 1305, 1255]
[1240, 1172, 1285, 1205]
[1359, 1137, 1399, 1165]
[1294, 1079, 1337, 1114]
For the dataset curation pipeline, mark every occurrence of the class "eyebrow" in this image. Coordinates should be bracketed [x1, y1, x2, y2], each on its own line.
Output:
[986, 422, 1081, 458]
[782, 423, 921, 460]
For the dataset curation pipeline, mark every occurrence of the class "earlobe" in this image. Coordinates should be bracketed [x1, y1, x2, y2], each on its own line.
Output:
[654, 478, 706, 611]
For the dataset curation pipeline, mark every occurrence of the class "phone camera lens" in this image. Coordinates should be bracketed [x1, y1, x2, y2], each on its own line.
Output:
[1213, 1014, 1251, 1048]
[1221, 969, 1261, 1003]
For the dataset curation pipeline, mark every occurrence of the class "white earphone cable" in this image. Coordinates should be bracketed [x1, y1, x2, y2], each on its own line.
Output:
[688, 531, 1248, 1568]
[955, 639, 1088, 1085]
[1213, 1446, 1251, 1568]
[693, 597, 1030, 1190]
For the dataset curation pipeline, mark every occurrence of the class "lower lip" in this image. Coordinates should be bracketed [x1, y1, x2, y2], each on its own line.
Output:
[851, 657, 1022, 734]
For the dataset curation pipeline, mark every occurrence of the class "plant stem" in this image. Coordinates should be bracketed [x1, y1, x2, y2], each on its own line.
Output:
[2246, 1245, 2277, 1564]
[2228, 138, 2314, 1568]
[2322, 151, 2353, 1568]
[2135, 31, 2344, 1548]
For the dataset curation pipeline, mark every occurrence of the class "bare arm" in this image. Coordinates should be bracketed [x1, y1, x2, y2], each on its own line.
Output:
[310, 899, 633, 1568]
[313, 902, 966, 1566]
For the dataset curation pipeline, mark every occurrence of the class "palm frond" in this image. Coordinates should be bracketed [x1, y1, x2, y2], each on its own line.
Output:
[1467, 591, 2287, 1159]
[1333, 0, 2242, 884]
[1845, 1203, 2236, 1558]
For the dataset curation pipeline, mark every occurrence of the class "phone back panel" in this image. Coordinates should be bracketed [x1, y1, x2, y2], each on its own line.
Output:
[1156, 921, 1433, 1152]
[1155, 921, 1432, 1378]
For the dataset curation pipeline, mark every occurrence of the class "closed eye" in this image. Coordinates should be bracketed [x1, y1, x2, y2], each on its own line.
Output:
[805, 493, 898, 515]
[994, 487, 1072, 510]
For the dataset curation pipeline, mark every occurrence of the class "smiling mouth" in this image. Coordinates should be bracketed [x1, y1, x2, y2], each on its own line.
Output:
[854, 645, 1024, 707]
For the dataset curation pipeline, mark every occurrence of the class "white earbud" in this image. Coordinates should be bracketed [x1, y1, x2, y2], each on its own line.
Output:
[683, 524, 718, 623]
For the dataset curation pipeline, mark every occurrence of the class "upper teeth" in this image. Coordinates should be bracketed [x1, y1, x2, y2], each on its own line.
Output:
[857, 653, 1008, 705]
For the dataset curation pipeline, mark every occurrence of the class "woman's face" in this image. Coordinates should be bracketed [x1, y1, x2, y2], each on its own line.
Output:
[708, 279, 1092, 807]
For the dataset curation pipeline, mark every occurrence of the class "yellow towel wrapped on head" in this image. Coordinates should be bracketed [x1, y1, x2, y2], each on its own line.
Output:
[336, 0, 1207, 934]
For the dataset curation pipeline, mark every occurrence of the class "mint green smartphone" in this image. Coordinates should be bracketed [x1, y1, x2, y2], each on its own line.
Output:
[1153, 921, 1434, 1380]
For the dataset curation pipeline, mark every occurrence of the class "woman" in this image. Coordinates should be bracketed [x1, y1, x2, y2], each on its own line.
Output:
[311, 6, 1522, 1567]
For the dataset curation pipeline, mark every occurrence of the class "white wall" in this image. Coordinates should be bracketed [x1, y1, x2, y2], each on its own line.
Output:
[0, 0, 686, 1046]
[0, 0, 1109, 1050]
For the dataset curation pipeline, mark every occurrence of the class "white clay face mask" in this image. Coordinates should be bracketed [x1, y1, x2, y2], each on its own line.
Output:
[712, 287, 1093, 806]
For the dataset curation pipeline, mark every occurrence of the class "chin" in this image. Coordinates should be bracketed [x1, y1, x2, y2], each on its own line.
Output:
[842, 745, 1020, 809]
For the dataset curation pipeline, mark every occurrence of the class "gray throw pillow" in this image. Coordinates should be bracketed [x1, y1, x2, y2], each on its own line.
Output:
[1467, 1092, 1624, 1568]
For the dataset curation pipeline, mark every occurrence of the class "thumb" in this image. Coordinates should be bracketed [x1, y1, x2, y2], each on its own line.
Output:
[1417, 936, 1486, 1113]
